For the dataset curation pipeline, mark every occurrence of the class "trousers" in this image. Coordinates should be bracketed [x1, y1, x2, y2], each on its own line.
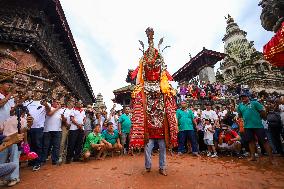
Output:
[66, 130, 84, 161]
[145, 139, 166, 170]
[42, 131, 62, 163]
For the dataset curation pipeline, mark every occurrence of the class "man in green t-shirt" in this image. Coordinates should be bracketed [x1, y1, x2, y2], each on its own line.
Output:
[176, 101, 199, 156]
[118, 106, 132, 154]
[82, 124, 105, 161]
[102, 122, 123, 158]
[237, 92, 272, 161]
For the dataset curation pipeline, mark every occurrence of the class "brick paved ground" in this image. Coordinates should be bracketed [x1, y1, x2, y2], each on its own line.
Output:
[13, 154, 284, 189]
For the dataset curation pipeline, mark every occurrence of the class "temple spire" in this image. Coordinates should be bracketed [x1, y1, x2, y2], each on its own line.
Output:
[223, 14, 247, 43]
[226, 14, 234, 24]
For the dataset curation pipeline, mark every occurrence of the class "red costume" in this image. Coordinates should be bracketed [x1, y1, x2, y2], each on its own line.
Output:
[129, 28, 178, 149]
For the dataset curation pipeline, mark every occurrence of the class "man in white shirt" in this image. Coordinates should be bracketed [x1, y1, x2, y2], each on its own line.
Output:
[66, 100, 86, 164]
[42, 99, 63, 165]
[58, 100, 74, 164]
[109, 104, 118, 130]
[94, 112, 105, 132]
[201, 104, 218, 122]
[0, 82, 15, 125]
[24, 97, 51, 171]
[219, 106, 228, 120]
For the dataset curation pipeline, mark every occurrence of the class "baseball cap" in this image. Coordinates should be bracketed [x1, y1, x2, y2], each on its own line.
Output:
[240, 91, 251, 97]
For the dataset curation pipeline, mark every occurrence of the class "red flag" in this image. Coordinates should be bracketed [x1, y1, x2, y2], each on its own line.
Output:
[131, 66, 139, 80]
[166, 70, 174, 81]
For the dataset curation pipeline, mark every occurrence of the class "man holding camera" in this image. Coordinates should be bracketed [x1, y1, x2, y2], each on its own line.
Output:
[218, 124, 241, 155]
[42, 99, 64, 165]
[58, 99, 74, 164]
[23, 93, 51, 171]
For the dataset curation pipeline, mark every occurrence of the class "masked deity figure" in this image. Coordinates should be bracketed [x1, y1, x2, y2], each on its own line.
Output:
[129, 28, 178, 150]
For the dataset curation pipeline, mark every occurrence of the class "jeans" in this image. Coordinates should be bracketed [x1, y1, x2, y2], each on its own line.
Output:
[0, 144, 20, 180]
[178, 130, 198, 153]
[66, 130, 84, 161]
[0, 162, 17, 179]
[145, 139, 166, 170]
[29, 128, 44, 166]
[42, 131, 62, 163]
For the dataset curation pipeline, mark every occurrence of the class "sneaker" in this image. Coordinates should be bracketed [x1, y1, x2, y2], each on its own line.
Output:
[7, 178, 20, 187]
[243, 152, 249, 157]
[177, 152, 183, 156]
[207, 152, 211, 157]
[58, 157, 63, 164]
[32, 165, 41, 171]
[145, 168, 151, 172]
[210, 153, 218, 158]
[0, 180, 8, 186]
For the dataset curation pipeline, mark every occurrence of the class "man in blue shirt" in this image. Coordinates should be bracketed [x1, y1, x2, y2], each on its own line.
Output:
[118, 106, 132, 154]
[176, 101, 199, 156]
[237, 92, 272, 161]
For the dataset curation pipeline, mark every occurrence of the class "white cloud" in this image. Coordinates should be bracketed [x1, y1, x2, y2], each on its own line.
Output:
[60, 0, 273, 110]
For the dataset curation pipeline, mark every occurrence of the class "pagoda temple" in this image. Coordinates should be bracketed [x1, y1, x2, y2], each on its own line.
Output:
[173, 48, 225, 83]
[220, 15, 284, 93]
[112, 69, 136, 107]
[113, 85, 135, 107]
[93, 93, 107, 113]
[0, 0, 95, 103]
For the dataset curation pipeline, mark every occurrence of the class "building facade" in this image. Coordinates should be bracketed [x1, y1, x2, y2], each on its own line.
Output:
[0, 0, 95, 103]
[220, 15, 284, 94]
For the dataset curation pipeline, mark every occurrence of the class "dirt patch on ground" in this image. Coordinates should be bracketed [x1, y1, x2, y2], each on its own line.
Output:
[14, 154, 284, 189]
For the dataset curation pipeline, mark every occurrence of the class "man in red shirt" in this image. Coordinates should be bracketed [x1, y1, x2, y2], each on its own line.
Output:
[218, 124, 241, 154]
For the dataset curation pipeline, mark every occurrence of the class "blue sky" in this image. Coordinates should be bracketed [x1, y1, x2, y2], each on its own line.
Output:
[60, 0, 273, 110]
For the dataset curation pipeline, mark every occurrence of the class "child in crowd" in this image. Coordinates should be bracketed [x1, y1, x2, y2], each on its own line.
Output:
[179, 83, 187, 102]
[204, 119, 218, 158]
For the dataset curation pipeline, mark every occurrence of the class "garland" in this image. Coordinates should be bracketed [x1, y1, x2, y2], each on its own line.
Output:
[144, 48, 159, 65]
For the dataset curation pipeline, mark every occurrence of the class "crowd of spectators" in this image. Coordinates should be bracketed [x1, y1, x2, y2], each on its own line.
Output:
[0, 79, 283, 187]
[175, 80, 284, 162]
[176, 80, 281, 105]
[0, 80, 130, 187]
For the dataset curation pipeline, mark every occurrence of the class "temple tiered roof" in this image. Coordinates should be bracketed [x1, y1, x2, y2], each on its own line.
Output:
[173, 48, 225, 82]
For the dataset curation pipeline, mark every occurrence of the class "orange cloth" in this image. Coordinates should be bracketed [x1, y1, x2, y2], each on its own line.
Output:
[237, 118, 244, 133]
